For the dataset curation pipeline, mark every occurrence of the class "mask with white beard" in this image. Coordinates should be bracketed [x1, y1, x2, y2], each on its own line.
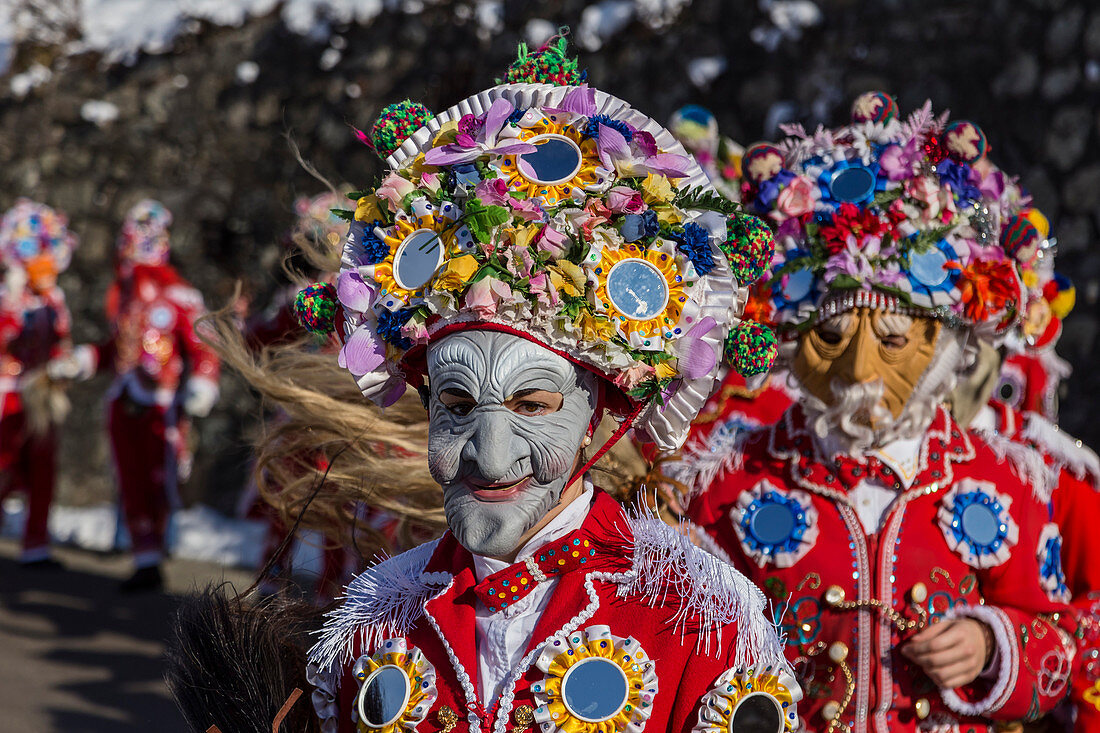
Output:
[789, 308, 971, 455]
[426, 330, 598, 558]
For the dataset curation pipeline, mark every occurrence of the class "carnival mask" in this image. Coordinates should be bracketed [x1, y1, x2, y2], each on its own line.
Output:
[793, 307, 941, 426]
[426, 330, 598, 558]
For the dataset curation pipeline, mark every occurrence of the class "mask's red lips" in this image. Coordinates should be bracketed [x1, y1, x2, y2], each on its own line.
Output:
[467, 476, 532, 502]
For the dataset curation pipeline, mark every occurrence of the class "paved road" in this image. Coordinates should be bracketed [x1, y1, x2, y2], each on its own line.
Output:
[0, 538, 254, 732]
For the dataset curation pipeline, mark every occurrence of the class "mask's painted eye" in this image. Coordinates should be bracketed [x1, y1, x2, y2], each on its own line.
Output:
[881, 334, 908, 349]
[818, 330, 843, 345]
[439, 389, 476, 416]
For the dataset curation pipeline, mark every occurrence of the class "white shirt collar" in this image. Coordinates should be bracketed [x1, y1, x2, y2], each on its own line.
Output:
[472, 481, 595, 581]
[817, 432, 924, 490]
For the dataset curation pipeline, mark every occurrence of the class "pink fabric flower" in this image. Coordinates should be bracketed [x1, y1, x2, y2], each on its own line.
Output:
[613, 363, 654, 390]
[536, 226, 569, 258]
[464, 279, 497, 318]
[605, 186, 646, 214]
[776, 175, 819, 217]
[376, 173, 416, 212]
[475, 177, 510, 206]
[879, 140, 922, 181]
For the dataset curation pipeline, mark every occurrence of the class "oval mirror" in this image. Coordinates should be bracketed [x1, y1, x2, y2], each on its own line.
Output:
[749, 503, 797, 546]
[357, 665, 411, 729]
[729, 691, 784, 733]
[516, 134, 583, 186]
[606, 259, 669, 321]
[781, 268, 814, 303]
[829, 167, 876, 203]
[908, 248, 950, 288]
[560, 657, 629, 723]
[393, 229, 445, 290]
[960, 502, 1000, 547]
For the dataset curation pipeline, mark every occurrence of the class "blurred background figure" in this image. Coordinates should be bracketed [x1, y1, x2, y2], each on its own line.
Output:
[0, 199, 78, 566]
[55, 200, 221, 591]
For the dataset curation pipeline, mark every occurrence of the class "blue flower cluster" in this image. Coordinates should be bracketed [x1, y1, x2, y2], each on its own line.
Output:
[359, 220, 390, 265]
[620, 209, 660, 243]
[377, 308, 414, 350]
[583, 114, 633, 142]
[506, 107, 527, 126]
[937, 160, 982, 204]
[670, 221, 715, 275]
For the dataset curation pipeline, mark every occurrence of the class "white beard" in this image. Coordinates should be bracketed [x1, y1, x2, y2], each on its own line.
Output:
[798, 327, 970, 455]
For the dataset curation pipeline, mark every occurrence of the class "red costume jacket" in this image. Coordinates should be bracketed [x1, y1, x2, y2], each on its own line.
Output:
[0, 285, 71, 398]
[974, 402, 1100, 732]
[684, 405, 1076, 732]
[308, 490, 798, 733]
[83, 264, 219, 405]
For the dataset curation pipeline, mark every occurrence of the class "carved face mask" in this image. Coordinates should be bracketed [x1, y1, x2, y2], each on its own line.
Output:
[426, 330, 598, 558]
[793, 308, 941, 426]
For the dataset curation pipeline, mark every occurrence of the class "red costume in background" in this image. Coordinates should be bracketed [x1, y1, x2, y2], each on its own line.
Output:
[0, 286, 72, 561]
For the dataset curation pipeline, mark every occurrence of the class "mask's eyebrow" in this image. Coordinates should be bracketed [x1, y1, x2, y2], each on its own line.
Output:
[440, 387, 474, 400]
[509, 388, 545, 400]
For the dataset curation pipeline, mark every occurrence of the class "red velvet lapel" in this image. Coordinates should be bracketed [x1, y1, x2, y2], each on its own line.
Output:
[421, 533, 483, 714]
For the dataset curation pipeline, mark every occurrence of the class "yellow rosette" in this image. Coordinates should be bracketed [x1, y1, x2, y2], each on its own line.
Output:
[498, 113, 612, 207]
[531, 625, 657, 733]
[592, 242, 691, 346]
[693, 663, 801, 733]
[369, 197, 475, 306]
[352, 638, 438, 733]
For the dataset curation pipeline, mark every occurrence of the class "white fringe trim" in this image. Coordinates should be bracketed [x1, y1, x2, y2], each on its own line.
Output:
[939, 604, 1017, 717]
[666, 420, 756, 502]
[972, 427, 1055, 504]
[1021, 414, 1100, 490]
[620, 509, 786, 668]
[308, 538, 445, 674]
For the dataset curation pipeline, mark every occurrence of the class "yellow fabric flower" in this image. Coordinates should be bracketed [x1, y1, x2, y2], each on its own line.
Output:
[435, 255, 480, 291]
[654, 361, 678, 379]
[655, 205, 683, 225]
[508, 224, 540, 250]
[354, 195, 384, 222]
[548, 260, 587, 297]
[641, 173, 674, 204]
[575, 311, 618, 342]
[432, 120, 460, 147]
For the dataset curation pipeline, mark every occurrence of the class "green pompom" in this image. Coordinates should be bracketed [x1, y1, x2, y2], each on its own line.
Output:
[501, 33, 584, 86]
[371, 100, 434, 158]
[294, 282, 338, 334]
[722, 214, 775, 286]
[724, 320, 778, 377]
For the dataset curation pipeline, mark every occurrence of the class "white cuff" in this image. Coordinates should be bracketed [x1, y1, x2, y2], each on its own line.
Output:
[939, 604, 1017, 717]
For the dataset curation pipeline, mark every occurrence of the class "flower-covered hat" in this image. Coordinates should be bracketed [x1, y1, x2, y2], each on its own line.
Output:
[744, 93, 1033, 337]
[324, 52, 775, 450]
[117, 199, 172, 266]
[0, 198, 77, 272]
[1003, 207, 1074, 354]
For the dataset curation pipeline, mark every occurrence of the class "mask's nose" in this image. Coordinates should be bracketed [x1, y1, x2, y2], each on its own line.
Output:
[835, 315, 879, 386]
[460, 408, 520, 482]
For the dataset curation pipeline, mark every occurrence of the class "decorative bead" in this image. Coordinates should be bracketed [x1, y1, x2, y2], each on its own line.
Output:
[822, 701, 841, 721]
[915, 698, 930, 720]
[828, 641, 849, 664]
[824, 585, 846, 606]
[910, 582, 928, 604]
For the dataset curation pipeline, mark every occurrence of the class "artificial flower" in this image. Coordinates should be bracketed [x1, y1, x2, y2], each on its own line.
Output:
[574, 311, 618, 342]
[878, 139, 922, 181]
[605, 186, 646, 214]
[435, 254, 480, 291]
[548, 260, 587, 297]
[670, 222, 715, 275]
[654, 361, 678, 379]
[613, 363, 655, 390]
[951, 258, 1018, 323]
[641, 173, 675, 204]
[376, 173, 417, 213]
[354, 195, 384, 222]
[336, 269, 376, 312]
[464, 278, 497, 318]
[775, 175, 820, 218]
[817, 203, 888, 255]
[423, 99, 536, 166]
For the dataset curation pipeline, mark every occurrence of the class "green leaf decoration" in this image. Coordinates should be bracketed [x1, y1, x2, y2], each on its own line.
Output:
[672, 185, 742, 215]
[329, 208, 354, 222]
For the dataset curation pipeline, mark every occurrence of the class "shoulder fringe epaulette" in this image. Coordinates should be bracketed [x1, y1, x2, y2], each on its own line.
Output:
[664, 419, 761, 501]
[309, 538, 444, 674]
[308, 510, 786, 676]
[621, 507, 785, 668]
[1021, 413, 1100, 490]
[971, 427, 1055, 504]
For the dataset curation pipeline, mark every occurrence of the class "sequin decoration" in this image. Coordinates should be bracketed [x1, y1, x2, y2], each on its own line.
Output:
[731, 481, 818, 568]
[937, 479, 1019, 568]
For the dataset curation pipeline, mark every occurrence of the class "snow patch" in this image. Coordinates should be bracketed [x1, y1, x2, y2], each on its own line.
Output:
[577, 0, 635, 51]
[687, 55, 727, 89]
[751, 0, 822, 51]
[10, 63, 52, 98]
[235, 59, 260, 83]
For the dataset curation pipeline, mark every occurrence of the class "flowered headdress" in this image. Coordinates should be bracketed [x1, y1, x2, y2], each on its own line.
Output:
[1002, 207, 1074, 354]
[745, 92, 1032, 337]
[0, 198, 77, 272]
[315, 41, 776, 451]
[117, 198, 172, 266]
[293, 191, 352, 248]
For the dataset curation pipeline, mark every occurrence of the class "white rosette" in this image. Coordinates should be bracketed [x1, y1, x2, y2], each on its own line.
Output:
[936, 478, 1019, 569]
[729, 480, 819, 569]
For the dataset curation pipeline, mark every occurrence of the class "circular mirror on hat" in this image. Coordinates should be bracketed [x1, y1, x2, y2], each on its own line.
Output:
[828, 166, 876, 203]
[606, 259, 671, 321]
[729, 691, 785, 733]
[392, 229, 445, 291]
[517, 134, 584, 186]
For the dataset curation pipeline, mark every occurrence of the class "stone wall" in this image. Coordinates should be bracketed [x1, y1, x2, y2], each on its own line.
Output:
[1, 0, 1096, 508]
